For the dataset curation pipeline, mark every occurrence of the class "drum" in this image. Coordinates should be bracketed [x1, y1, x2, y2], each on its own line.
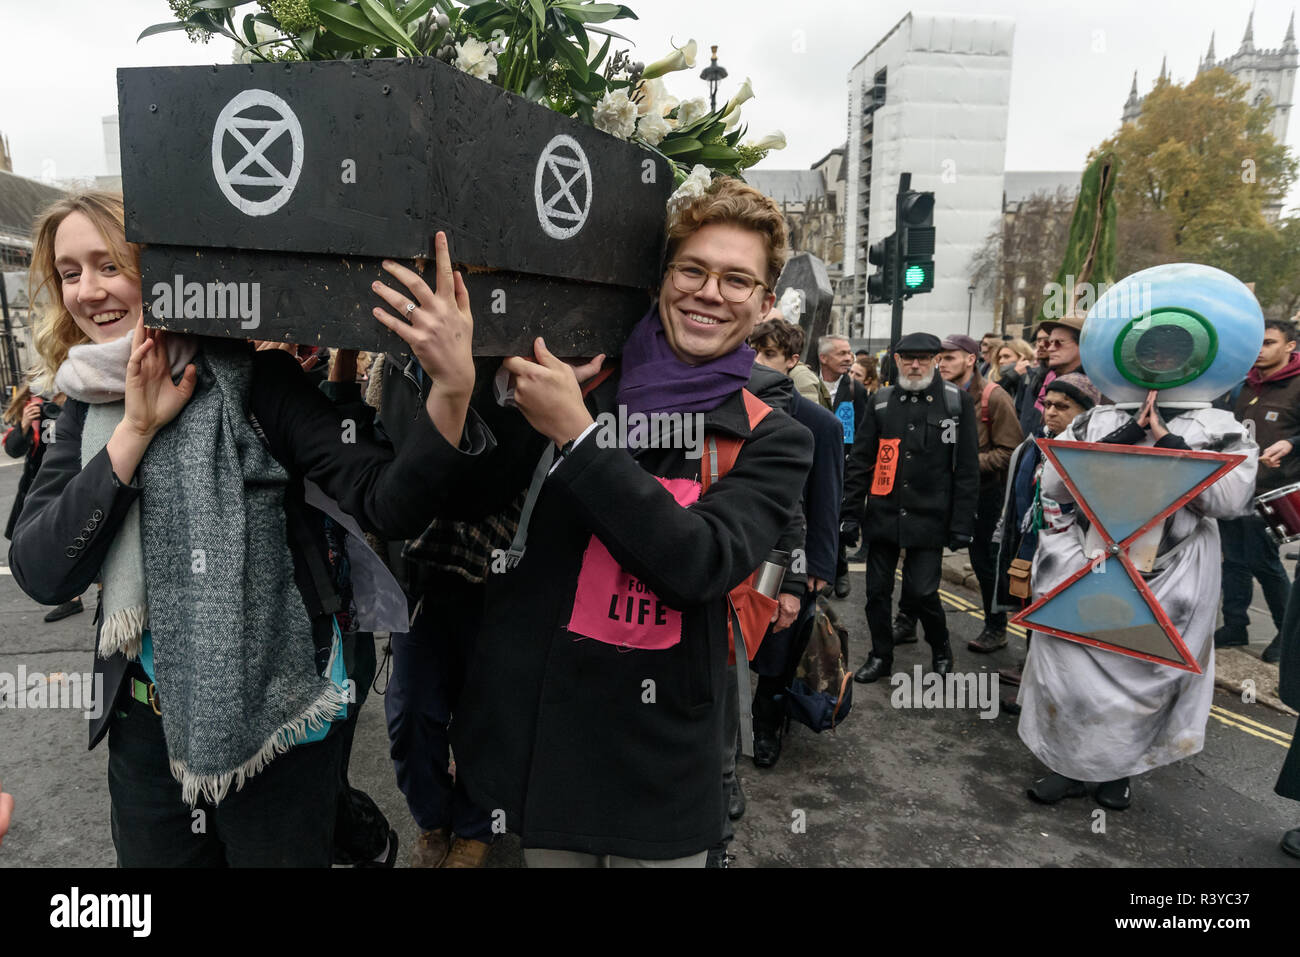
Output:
[1254, 483, 1300, 545]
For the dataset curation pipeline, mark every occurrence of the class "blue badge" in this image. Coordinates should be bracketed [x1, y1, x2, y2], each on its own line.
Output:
[835, 401, 855, 444]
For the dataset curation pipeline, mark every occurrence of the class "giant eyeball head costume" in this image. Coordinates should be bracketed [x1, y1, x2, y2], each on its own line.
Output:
[1080, 263, 1264, 405]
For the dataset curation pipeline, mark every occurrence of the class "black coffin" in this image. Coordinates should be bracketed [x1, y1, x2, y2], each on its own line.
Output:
[119, 57, 671, 354]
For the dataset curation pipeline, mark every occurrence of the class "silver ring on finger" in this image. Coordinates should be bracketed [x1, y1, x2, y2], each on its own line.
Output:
[405, 301, 417, 314]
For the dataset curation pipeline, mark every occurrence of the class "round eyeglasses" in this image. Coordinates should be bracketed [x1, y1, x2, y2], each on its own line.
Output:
[667, 262, 768, 303]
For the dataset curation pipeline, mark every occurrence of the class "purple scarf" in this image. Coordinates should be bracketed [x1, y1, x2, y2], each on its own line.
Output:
[616, 306, 756, 416]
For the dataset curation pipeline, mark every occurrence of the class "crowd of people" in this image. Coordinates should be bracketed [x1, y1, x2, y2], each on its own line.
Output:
[1, 177, 1297, 867]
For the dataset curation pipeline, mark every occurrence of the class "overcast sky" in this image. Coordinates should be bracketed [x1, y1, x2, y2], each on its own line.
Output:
[2, 0, 1296, 209]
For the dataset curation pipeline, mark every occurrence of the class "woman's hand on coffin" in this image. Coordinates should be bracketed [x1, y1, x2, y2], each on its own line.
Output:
[123, 316, 197, 439]
[372, 232, 475, 402]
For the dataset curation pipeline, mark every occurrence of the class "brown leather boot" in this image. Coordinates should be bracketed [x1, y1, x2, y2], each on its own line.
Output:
[441, 836, 491, 868]
[409, 828, 451, 868]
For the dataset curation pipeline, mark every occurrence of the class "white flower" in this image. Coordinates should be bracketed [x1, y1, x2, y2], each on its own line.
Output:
[778, 288, 803, 324]
[593, 89, 638, 140]
[675, 97, 709, 127]
[636, 111, 672, 146]
[642, 39, 698, 79]
[635, 77, 678, 117]
[454, 38, 498, 81]
[723, 77, 754, 116]
[746, 131, 787, 152]
[668, 164, 712, 214]
[231, 22, 279, 64]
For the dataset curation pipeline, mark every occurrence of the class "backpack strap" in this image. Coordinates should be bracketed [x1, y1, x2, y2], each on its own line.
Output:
[941, 382, 963, 472]
[871, 385, 894, 431]
[942, 381, 962, 419]
[702, 389, 772, 493]
[980, 381, 997, 425]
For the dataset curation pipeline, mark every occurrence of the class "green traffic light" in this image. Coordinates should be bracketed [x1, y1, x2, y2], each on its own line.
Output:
[903, 264, 928, 289]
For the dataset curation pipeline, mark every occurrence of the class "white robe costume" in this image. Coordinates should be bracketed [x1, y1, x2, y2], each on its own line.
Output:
[1017, 405, 1257, 781]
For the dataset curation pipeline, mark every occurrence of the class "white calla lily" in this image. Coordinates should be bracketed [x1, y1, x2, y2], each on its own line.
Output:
[746, 131, 787, 152]
[641, 39, 698, 79]
[722, 77, 754, 116]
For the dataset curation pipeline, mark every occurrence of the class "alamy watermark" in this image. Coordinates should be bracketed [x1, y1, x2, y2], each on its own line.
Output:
[49, 887, 151, 937]
[0, 666, 104, 720]
[1041, 274, 1152, 321]
[593, 406, 706, 459]
[890, 665, 999, 719]
[150, 274, 261, 330]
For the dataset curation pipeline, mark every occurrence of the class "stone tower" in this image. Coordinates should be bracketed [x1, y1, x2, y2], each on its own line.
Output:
[1198, 9, 1297, 146]
[1123, 12, 1297, 150]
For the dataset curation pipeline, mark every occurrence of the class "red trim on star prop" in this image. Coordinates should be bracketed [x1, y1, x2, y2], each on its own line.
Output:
[1010, 439, 1247, 673]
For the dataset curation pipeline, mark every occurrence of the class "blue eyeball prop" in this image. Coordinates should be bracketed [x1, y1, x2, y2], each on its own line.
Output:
[1080, 263, 1264, 404]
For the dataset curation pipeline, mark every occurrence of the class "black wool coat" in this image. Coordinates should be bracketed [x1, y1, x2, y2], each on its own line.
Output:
[842, 374, 980, 548]
[449, 375, 813, 859]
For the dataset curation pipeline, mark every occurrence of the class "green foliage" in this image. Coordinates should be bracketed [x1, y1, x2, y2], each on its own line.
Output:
[1095, 69, 1297, 251]
[1035, 151, 1118, 324]
[1088, 69, 1300, 316]
[141, 0, 772, 183]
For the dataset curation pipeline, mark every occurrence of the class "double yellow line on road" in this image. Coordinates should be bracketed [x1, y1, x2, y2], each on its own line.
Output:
[1208, 705, 1293, 748]
[843, 564, 1295, 748]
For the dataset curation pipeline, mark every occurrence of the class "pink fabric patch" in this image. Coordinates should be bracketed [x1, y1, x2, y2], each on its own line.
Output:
[566, 477, 701, 650]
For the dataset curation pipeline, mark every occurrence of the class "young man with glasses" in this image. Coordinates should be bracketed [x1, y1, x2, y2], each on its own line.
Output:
[445, 177, 813, 868]
[840, 332, 980, 683]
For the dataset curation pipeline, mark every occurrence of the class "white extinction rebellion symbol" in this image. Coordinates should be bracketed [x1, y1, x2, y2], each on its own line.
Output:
[534, 134, 592, 240]
[211, 89, 304, 216]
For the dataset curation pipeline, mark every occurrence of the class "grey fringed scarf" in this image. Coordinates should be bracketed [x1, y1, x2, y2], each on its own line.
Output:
[58, 336, 344, 805]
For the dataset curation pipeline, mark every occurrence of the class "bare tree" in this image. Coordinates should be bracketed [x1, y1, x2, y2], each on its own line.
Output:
[969, 188, 1073, 335]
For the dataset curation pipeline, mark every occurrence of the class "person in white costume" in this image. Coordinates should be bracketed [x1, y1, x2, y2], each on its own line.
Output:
[1017, 263, 1264, 810]
[1019, 401, 1257, 807]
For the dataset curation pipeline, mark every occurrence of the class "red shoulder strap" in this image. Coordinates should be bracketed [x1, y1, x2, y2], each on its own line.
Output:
[702, 390, 772, 492]
[980, 381, 997, 424]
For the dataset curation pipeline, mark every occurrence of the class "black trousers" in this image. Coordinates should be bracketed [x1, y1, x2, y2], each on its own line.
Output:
[865, 543, 947, 662]
[968, 481, 1007, 631]
[107, 693, 344, 867]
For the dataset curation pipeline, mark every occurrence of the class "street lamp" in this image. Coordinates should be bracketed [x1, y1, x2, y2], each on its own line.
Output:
[700, 45, 728, 112]
[966, 282, 976, 336]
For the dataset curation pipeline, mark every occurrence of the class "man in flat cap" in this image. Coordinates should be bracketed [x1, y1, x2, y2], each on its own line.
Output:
[841, 332, 981, 682]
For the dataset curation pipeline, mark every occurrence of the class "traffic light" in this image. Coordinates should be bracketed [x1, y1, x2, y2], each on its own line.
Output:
[898, 189, 935, 297]
[866, 232, 897, 304]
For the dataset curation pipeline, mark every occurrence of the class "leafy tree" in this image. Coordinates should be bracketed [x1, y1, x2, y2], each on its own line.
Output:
[1095, 68, 1295, 254]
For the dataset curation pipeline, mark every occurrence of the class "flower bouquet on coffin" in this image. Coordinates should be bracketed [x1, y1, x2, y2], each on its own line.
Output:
[131, 0, 787, 355]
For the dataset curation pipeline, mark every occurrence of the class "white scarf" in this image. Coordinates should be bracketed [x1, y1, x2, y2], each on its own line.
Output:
[53, 333, 197, 657]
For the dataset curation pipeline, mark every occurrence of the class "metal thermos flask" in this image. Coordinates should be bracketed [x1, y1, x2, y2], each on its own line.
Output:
[753, 549, 789, 599]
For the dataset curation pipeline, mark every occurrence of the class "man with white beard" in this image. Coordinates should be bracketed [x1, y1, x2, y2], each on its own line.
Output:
[841, 332, 981, 683]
